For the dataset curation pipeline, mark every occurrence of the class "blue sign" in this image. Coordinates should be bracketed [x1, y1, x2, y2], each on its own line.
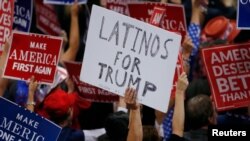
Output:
[237, 0, 250, 29]
[13, 0, 33, 32]
[44, 0, 88, 5]
[0, 97, 61, 141]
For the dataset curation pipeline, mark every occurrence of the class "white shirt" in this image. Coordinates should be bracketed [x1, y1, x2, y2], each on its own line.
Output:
[83, 128, 106, 141]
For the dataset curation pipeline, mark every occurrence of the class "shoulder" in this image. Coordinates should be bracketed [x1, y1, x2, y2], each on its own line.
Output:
[184, 129, 207, 141]
[59, 127, 85, 141]
[169, 134, 186, 141]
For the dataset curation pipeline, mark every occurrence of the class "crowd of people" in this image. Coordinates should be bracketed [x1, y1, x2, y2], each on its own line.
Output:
[0, 0, 250, 141]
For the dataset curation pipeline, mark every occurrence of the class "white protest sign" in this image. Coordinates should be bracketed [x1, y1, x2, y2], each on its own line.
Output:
[80, 5, 181, 113]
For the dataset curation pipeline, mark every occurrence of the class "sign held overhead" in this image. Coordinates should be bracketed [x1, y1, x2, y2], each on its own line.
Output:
[202, 43, 250, 111]
[80, 5, 181, 113]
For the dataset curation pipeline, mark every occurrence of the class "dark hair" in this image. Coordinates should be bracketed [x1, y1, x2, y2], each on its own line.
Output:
[185, 94, 214, 130]
[48, 111, 70, 125]
[104, 111, 129, 141]
[143, 125, 160, 141]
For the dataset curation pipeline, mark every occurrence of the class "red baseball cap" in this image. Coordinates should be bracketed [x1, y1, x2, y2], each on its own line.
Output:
[43, 88, 76, 118]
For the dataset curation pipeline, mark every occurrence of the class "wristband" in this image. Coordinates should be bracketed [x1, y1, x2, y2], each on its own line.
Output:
[26, 101, 36, 106]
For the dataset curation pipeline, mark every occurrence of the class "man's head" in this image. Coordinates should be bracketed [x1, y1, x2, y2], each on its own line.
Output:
[43, 88, 76, 125]
[104, 111, 129, 141]
[185, 94, 217, 130]
[143, 125, 160, 141]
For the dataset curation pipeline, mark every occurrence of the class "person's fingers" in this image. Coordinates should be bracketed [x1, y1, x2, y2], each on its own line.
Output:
[180, 72, 186, 79]
[124, 88, 129, 98]
[125, 88, 138, 109]
[34, 81, 38, 88]
[180, 73, 188, 84]
[124, 88, 138, 109]
[131, 89, 137, 101]
[30, 75, 35, 82]
[125, 88, 131, 103]
[3, 40, 10, 53]
[128, 88, 133, 101]
[27, 75, 34, 84]
[177, 72, 189, 91]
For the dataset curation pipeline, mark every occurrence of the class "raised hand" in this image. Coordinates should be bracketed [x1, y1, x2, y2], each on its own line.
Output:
[124, 88, 140, 110]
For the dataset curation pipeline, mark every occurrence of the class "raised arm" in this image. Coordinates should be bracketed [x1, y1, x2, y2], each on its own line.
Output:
[60, 1, 80, 62]
[172, 72, 189, 137]
[181, 35, 194, 75]
[187, 0, 208, 80]
[0, 42, 10, 96]
[125, 88, 143, 141]
[26, 76, 38, 112]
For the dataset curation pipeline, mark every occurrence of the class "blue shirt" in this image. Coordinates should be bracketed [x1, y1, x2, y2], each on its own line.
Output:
[58, 127, 85, 141]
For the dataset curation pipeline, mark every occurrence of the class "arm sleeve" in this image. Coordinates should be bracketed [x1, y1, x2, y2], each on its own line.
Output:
[188, 23, 201, 56]
[187, 23, 201, 80]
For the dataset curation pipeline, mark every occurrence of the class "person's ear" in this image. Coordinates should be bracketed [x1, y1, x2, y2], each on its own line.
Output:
[67, 107, 74, 122]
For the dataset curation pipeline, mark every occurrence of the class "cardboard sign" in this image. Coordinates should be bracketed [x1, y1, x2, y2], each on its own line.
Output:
[202, 43, 250, 111]
[44, 0, 88, 5]
[64, 61, 119, 102]
[148, 9, 184, 98]
[0, 0, 14, 54]
[237, 0, 250, 29]
[80, 5, 181, 113]
[128, 2, 186, 42]
[0, 97, 61, 141]
[13, 0, 33, 32]
[3, 31, 63, 85]
[35, 0, 61, 35]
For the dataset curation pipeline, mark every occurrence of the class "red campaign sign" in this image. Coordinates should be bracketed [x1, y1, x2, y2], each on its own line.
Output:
[106, 1, 128, 15]
[202, 43, 250, 111]
[128, 2, 187, 42]
[149, 6, 166, 27]
[106, 0, 139, 15]
[0, 0, 14, 55]
[3, 31, 63, 85]
[64, 61, 119, 103]
[35, 0, 61, 36]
